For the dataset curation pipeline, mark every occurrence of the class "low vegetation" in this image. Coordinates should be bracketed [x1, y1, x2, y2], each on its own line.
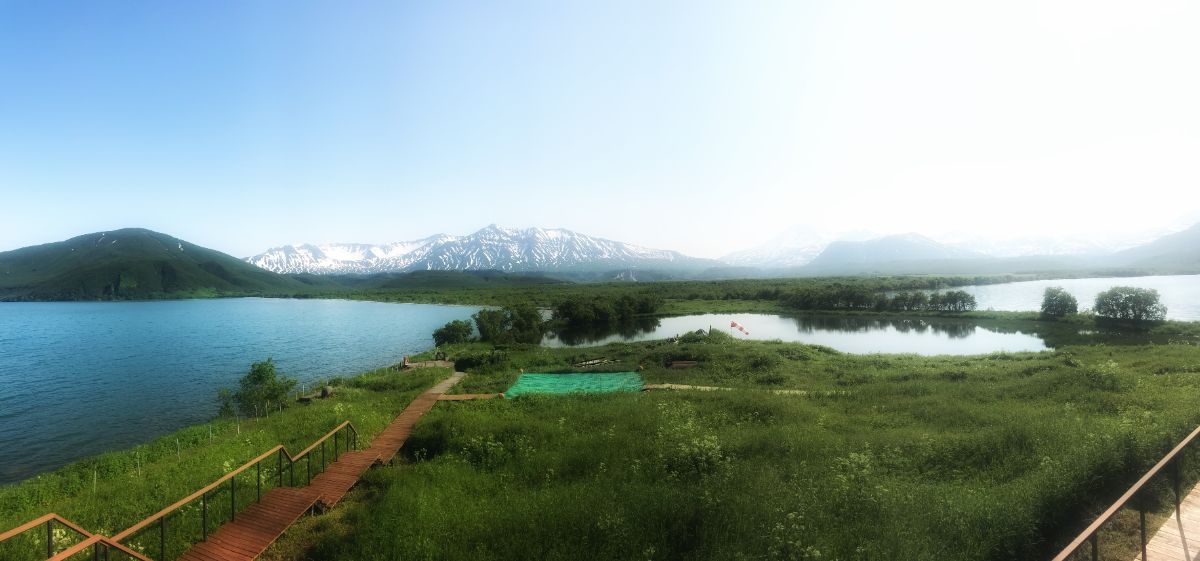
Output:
[257, 331, 1200, 561]
[217, 358, 298, 417]
[0, 366, 450, 560]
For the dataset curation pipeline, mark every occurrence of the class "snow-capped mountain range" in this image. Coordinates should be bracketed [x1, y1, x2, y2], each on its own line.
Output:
[245, 225, 718, 275]
[245, 223, 1198, 277]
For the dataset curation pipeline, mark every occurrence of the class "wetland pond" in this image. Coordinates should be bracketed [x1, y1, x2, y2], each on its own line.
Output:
[544, 313, 1049, 355]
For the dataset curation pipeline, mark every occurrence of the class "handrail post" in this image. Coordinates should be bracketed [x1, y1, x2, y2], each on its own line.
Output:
[1140, 508, 1147, 561]
[46, 518, 53, 559]
[322, 440, 326, 471]
[93, 541, 100, 561]
[230, 475, 236, 522]
[202, 491, 208, 540]
[257, 461, 262, 502]
[334, 431, 339, 462]
[1174, 457, 1183, 517]
[307, 455, 311, 484]
[158, 516, 165, 561]
[277, 449, 283, 487]
[1090, 534, 1098, 561]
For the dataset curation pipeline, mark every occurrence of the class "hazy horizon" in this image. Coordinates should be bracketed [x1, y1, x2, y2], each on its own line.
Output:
[3, 1, 1199, 258]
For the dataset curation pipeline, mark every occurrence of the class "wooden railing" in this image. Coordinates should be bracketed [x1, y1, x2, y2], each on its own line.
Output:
[1052, 423, 1200, 561]
[0, 421, 358, 561]
[0, 513, 151, 561]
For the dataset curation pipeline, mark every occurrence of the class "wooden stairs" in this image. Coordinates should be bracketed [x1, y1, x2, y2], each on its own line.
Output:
[176, 371, 464, 561]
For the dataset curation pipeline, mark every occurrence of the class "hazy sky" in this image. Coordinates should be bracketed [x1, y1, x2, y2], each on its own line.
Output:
[2, 0, 1198, 258]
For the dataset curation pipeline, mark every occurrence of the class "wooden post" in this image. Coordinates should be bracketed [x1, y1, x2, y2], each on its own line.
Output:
[230, 476, 236, 522]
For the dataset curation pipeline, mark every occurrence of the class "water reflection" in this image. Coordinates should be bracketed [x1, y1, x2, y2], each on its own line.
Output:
[791, 316, 980, 339]
[543, 313, 1048, 355]
[547, 317, 662, 346]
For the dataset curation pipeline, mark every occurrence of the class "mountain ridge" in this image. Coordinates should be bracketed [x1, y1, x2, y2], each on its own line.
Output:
[246, 224, 719, 275]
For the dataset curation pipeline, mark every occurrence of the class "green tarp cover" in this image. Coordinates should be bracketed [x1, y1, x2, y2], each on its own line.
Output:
[505, 372, 644, 397]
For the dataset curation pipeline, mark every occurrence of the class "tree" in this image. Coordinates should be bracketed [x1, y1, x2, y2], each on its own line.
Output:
[472, 309, 509, 343]
[505, 303, 545, 344]
[231, 358, 296, 417]
[432, 319, 474, 346]
[472, 305, 545, 344]
[1094, 286, 1167, 322]
[941, 290, 977, 312]
[1040, 287, 1078, 318]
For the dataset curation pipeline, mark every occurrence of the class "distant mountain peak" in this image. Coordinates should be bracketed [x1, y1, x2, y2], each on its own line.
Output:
[805, 233, 985, 271]
[246, 225, 717, 275]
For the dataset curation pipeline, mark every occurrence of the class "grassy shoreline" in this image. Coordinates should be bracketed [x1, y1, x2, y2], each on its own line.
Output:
[0, 366, 452, 559]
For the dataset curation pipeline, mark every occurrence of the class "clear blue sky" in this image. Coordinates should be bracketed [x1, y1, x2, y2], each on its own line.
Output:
[2, 1, 1198, 258]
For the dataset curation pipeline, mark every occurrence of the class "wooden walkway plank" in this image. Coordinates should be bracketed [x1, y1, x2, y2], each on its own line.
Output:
[438, 393, 502, 401]
[1135, 480, 1200, 561]
[177, 372, 465, 561]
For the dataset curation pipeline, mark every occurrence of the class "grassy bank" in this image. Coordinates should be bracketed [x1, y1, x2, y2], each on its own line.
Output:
[0, 366, 451, 560]
[280, 337, 1200, 561]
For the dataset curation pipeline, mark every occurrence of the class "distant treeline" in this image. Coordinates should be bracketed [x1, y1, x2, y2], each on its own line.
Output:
[777, 286, 974, 314]
[780, 287, 977, 313]
[341, 273, 1021, 309]
[545, 280, 983, 327]
[552, 293, 663, 327]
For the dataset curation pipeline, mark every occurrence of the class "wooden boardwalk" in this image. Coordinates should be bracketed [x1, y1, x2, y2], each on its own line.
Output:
[1139, 482, 1200, 561]
[437, 393, 502, 401]
[178, 372, 465, 561]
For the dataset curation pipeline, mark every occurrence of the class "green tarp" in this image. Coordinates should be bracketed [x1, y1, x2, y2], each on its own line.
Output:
[505, 372, 644, 397]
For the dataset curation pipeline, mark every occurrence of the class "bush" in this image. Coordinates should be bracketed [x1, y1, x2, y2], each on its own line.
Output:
[1040, 287, 1078, 319]
[228, 358, 296, 417]
[433, 319, 474, 346]
[473, 304, 544, 344]
[1094, 286, 1167, 322]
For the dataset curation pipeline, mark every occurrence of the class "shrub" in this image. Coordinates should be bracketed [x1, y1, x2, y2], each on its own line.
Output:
[1040, 287, 1078, 319]
[433, 319, 474, 346]
[1094, 286, 1167, 322]
[231, 358, 296, 417]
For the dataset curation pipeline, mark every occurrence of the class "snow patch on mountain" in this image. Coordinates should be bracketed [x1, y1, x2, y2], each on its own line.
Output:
[245, 225, 714, 274]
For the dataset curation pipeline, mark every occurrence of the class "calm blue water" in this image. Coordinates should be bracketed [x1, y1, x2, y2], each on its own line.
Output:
[958, 275, 1200, 321]
[0, 299, 477, 484]
[544, 313, 1049, 355]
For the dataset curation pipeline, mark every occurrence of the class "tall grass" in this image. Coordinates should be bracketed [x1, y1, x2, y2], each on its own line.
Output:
[301, 340, 1200, 561]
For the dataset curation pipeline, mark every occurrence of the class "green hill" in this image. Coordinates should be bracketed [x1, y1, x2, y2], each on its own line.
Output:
[0, 228, 306, 301]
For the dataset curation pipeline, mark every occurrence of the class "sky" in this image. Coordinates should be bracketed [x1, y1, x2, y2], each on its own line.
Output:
[1, 0, 1198, 259]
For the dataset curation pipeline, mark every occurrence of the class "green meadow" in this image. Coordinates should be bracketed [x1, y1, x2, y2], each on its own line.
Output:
[275, 334, 1200, 561]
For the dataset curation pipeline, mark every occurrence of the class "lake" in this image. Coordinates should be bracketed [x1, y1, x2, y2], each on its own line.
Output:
[0, 299, 477, 484]
[959, 275, 1200, 320]
[544, 313, 1048, 355]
